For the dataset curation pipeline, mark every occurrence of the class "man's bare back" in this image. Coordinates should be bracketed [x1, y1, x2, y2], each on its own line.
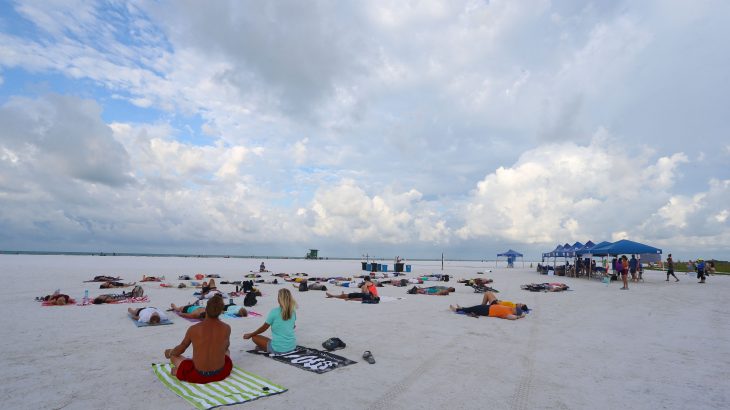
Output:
[187, 318, 231, 372]
[165, 294, 232, 380]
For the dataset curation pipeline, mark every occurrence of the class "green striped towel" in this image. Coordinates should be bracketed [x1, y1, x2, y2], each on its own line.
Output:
[152, 363, 287, 409]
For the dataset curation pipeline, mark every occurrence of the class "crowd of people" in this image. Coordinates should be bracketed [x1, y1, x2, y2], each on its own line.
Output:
[41, 252, 718, 388]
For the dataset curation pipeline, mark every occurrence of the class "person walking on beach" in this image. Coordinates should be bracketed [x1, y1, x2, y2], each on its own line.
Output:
[164, 294, 232, 384]
[696, 259, 706, 283]
[666, 254, 679, 282]
[620, 255, 629, 290]
[243, 288, 297, 354]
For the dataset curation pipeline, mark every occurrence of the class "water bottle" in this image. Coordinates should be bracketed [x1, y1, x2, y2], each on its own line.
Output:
[83, 289, 89, 305]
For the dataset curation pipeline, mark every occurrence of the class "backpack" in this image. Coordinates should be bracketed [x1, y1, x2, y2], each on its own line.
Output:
[131, 285, 144, 298]
[242, 280, 254, 293]
[243, 291, 257, 307]
[442, 274, 450, 282]
[299, 281, 309, 292]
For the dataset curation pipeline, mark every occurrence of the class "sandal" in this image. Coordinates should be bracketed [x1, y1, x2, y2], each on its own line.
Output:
[363, 350, 375, 364]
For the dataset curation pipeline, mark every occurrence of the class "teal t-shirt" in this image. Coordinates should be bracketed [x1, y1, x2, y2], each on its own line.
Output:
[266, 306, 296, 353]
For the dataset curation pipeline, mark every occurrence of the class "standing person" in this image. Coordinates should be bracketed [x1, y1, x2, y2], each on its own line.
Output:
[696, 259, 706, 283]
[164, 294, 232, 383]
[259, 261, 266, 272]
[620, 255, 630, 290]
[666, 254, 679, 282]
[243, 288, 297, 354]
[629, 255, 638, 282]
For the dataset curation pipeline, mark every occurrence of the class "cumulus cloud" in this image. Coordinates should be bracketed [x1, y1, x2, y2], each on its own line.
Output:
[1, 1, 730, 258]
[0, 94, 133, 186]
[293, 179, 449, 247]
[457, 134, 689, 245]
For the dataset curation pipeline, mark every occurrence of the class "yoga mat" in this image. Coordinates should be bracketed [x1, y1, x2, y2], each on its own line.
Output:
[129, 313, 173, 327]
[246, 346, 357, 374]
[152, 363, 286, 410]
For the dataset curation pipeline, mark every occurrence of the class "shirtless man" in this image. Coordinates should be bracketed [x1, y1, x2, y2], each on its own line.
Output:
[164, 295, 232, 383]
[326, 277, 379, 302]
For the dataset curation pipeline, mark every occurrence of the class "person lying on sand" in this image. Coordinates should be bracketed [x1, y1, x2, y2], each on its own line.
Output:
[128, 307, 169, 324]
[38, 292, 72, 305]
[474, 291, 529, 310]
[93, 293, 130, 304]
[449, 303, 526, 320]
[326, 277, 379, 302]
[407, 286, 455, 295]
[171, 303, 207, 319]
[171, 301, 248, 319]
[99, 281, 135, 289]
[141, 275, 164, 282]
[88, 275, 121, 282]
[457, 278, 493, 286]
[521, 283, 569, 292]
[243, 289, 296, 354]
[165, 295, 232, 384]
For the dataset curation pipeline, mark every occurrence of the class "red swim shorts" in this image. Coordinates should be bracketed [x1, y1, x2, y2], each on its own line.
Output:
[175, 355, 233, 384]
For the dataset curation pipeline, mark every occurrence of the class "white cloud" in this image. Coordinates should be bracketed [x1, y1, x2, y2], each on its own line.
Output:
[457, 134, 687, 245]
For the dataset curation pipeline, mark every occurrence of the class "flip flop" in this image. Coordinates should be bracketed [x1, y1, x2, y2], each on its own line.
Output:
[363, 350, 375, 364]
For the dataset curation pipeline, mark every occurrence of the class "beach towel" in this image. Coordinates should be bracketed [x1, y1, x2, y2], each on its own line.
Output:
[377, 296, 406, 303]
[129, 313, 173, 327]
[152, 363, 286, 410]
[246, 346, 357, 374]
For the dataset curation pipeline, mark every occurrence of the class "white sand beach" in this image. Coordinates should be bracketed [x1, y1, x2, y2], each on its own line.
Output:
[3, 254, 729, 410]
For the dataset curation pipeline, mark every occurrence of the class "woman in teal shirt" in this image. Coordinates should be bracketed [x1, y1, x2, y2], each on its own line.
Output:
[243, 288, 297, 353]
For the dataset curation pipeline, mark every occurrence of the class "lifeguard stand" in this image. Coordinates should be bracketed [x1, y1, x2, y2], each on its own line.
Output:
[305, 249, 319, 259]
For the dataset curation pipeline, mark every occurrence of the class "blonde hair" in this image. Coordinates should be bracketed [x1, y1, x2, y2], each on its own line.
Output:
[278, 288, 297, 321]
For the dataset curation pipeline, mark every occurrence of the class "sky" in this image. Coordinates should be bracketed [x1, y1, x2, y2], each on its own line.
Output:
[0, 0, 729, 260]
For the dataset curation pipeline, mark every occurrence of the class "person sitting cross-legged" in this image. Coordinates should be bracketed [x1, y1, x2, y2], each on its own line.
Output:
[243, 289, 297, 354]
[164, 294, 232, 383]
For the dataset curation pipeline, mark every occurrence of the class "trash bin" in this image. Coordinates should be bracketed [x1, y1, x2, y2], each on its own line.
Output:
[405, 265, 411, 272]
[382, 265, 388, 272]
[365, 263, 371, 271]
[361, 262, 367, 270]
[395, 262, 404, 272]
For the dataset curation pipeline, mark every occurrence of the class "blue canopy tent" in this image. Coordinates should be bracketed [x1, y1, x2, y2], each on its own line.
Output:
[497, 249, 524, 268]
[588, 239, 662, 263]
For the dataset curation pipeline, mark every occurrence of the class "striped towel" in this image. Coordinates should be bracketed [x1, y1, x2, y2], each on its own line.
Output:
[152, 363, 286, 409]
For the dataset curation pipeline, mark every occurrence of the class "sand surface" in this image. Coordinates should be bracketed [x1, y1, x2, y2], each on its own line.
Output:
[2, 255, 728, 410]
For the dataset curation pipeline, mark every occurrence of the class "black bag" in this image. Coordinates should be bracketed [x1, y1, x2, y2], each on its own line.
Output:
[442, 274, 450, 282]
[242, 280, 254, 293]
[299, 281, 308, 292]
[243, 291, 257, 307]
